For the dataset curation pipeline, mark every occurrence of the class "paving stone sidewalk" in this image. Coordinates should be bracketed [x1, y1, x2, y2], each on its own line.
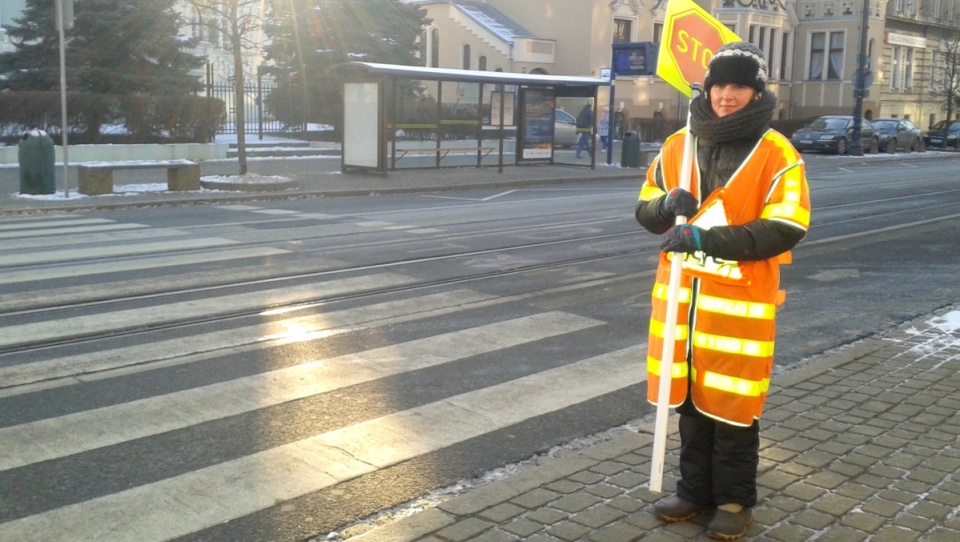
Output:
[352, 304, 960, 542]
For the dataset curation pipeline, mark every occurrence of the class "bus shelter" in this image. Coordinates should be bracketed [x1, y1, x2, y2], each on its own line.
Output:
[335, 62, 609, 175]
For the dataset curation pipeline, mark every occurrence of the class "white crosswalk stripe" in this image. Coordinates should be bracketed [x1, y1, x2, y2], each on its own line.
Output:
[0, 214, 646, 542]
[0, 347, 643, 542]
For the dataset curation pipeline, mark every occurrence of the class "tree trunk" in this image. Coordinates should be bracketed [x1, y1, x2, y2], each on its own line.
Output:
[232, 14, 247, 175]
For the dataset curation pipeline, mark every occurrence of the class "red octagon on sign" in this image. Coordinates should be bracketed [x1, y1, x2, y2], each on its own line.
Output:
[667, 10, 728, 87]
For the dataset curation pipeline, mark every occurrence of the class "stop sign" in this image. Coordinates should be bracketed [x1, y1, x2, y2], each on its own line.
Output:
[666, 10, 728, 88]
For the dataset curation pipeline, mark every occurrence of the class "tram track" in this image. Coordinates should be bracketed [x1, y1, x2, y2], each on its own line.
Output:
[0, 242, 651, 355]
[2, 180, 957, 357]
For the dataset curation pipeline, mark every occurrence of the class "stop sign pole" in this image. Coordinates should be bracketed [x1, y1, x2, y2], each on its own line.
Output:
[648, 0, 740, 494]
[648, 85, 698, 494]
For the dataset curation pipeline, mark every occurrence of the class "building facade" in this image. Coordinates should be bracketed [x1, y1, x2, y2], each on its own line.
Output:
[404, 0, 960, 129]
[2, 0, 959, 128]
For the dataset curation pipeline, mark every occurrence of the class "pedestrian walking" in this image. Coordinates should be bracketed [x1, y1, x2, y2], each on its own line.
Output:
[633, 41, 811, 540]
[575, 102, 593, 158]
[599, 106, 611, 151]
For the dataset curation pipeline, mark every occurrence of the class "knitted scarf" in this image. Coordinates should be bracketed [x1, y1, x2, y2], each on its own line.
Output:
[689, 91, 777, 145]
[685, 92, 777, 193]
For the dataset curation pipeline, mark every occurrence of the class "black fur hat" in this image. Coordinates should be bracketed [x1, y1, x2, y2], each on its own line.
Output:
[703, 41, 767, 95]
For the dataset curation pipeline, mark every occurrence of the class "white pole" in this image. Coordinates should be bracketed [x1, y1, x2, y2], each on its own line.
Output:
[56, 0, 70, 198]
[649, 84, 701, 494]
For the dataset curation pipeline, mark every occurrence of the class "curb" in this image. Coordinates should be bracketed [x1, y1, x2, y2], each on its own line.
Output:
[0, 172, 642, 215]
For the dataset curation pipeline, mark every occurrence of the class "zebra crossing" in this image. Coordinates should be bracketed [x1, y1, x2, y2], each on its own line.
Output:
[0, 212, 648, 542]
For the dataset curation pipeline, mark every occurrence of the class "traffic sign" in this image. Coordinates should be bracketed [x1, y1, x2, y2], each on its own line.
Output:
[656, 0, 740, 97]
[853, 69, 874, 89]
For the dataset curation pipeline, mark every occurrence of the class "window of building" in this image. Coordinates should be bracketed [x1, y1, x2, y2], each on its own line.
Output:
[653, 22, 663, 44]
[931, 50, 941, 90]
[478, 56, 487, 71]
[828, 32, 844, 79]
[768, 29, 777, 76]
[419, 31, 427, 66]
[749, 26, 774, 76]
[431, 28, 440, 68]
[896, 0, 904, 12]
[905, 48, 914, 89]
[808, 31, 844, 80]
[781, 33, 792, 80]
[891, 46, 902, 89]
[809, 33, 824, 79]
[614, 18, 633, 43]
[462, 44, 471, 70]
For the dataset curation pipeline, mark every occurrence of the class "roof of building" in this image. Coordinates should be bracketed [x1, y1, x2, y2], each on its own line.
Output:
[402, 1, 534, 43]
[454, 3, 533, 42]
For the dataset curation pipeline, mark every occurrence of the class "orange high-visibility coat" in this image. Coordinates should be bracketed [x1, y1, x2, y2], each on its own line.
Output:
[640, 129, 811, 426]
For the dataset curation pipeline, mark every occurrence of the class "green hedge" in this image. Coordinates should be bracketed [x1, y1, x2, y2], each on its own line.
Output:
[0, 92, 225, 144]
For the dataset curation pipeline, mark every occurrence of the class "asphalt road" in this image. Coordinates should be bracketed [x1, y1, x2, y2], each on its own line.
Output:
[0, 151, 958, 541]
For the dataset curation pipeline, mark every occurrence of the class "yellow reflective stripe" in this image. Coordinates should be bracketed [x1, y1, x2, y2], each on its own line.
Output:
[693, 331, 775, 357]
[697, 294, 776, 320]
[647, 356, 689, 378]
[698, 370, 769, 397]
[763, 163, 809, 227]
[650, 319, 690, 340]
[653, 282, 692, 303]
[639, 183, 665, 202]
[762, 202, 810, 228]
[765, 130, 802, 161]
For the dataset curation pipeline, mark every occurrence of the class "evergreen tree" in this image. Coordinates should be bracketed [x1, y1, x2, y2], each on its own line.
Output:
[0, 0, 204, 95]
[263, 0, 428, 125]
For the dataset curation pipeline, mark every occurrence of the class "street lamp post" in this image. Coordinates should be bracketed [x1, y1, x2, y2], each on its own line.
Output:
[849, 0, 871, 156]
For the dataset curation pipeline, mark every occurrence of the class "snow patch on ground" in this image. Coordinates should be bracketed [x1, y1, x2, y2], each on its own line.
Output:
[11, 173, 297, 199]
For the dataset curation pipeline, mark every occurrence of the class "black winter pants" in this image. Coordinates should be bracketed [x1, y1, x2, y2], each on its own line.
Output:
[675, 398, 760, 508]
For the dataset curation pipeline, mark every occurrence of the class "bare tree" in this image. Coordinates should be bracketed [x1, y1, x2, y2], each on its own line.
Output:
[931, 29, 960, 124]
[186, 0, 265, 175]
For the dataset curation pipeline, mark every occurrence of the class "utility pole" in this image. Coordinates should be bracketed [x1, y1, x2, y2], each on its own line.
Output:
[849, 0, 870, 156]
[56, 0, 74, 197]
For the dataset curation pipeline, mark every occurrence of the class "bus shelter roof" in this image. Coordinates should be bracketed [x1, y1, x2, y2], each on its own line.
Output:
[338, 62, 610, 88]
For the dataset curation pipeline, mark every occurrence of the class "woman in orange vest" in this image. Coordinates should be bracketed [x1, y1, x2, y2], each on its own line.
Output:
[635, 42, 810, 540]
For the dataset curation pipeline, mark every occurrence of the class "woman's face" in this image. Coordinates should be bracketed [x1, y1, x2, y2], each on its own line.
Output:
[710, 83, 757, 117]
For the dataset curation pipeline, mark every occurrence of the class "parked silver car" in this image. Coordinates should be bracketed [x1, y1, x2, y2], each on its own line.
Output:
[871, 118, 925, 153]
[554, 109, 579, 148]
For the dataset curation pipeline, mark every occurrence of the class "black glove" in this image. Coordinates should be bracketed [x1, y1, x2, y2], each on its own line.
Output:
[659, 188, 699, 219]
[660, 224, 703, 254]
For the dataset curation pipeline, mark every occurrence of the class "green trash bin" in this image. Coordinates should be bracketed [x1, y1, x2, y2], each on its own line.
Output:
[621, 131, 641, 168]
[19, 129, 56, 195]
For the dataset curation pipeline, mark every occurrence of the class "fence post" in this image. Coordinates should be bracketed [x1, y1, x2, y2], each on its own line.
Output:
[257, 71, 264, 141]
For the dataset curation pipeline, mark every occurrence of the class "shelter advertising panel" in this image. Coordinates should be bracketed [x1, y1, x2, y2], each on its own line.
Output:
[519, 89, 555, 161]
[343, 82, 381, 169]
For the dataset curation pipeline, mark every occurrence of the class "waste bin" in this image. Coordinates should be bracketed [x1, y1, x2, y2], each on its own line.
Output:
[621, 131, 641, 168]
[18, 129, 56, 195]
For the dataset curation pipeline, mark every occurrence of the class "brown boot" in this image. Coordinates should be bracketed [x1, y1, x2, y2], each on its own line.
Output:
[653, 496, 713, 522]
[706, 507, 752, 540]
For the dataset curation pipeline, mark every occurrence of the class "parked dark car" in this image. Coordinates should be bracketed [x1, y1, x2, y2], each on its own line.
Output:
[871, 118, 925, 153]
[922, 120, 960, 149]
[789, 115, 880, 155]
